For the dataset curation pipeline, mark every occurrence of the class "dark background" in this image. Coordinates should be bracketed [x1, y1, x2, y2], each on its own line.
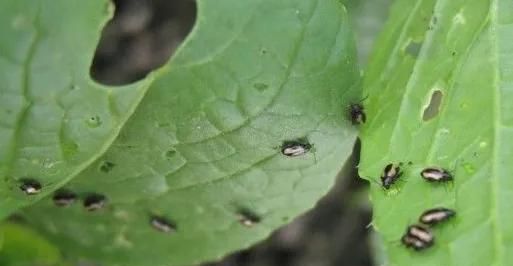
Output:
[90, 1, 391, 265]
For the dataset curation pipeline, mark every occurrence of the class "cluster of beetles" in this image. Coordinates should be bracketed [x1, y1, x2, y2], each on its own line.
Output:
[381, 163, 456, 250]
[282, 100, 457, 251]
[15, 98, 455, 247]
[352, 100, 456, 251]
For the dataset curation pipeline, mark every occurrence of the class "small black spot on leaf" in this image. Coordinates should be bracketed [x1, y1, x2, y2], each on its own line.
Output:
[99, 161, 115, 173]
[86, 115, 102, 128]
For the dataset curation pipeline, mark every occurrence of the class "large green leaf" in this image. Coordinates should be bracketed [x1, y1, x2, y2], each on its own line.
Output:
[20, 0, 361, 265]
[360, 0, 513, 265]
[0, 0, 152, 218]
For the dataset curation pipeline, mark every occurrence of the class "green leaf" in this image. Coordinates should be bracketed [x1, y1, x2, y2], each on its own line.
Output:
[0, 223, 65, 266]
[20, 0, 360, 265]
[360, 0, 513, 265]
[0, 0, 153, 218]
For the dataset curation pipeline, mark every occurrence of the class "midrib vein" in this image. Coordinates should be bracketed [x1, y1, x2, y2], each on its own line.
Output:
[5, 7, 41, 177]
[490, 0, 504, 265]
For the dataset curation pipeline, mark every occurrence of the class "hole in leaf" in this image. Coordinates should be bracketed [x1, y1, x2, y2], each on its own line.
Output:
[86, 115, 102, 128]
[99, 161, 116, 173]
[165, 149, 177, 158]
[423, 90, 443, 121]
[90, 0, 197, 85]
[405, 41, 423, 57]
[253, 83, 269, 91]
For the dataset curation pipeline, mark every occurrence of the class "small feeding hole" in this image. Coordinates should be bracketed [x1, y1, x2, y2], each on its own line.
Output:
[405, 41, 423, 57]
[165, 149, 177, 158]
[253, 83, 269, 91]
[237, 208, 261, 227]
[423, 90, 443, 121]
[86, 115, 102, 128]
[83, 193, 107, 211]
[99, 161, 115, 173]
[150, 215, 177, 233]
[53, 189, 77, 207]
[19, 178, 42, 195]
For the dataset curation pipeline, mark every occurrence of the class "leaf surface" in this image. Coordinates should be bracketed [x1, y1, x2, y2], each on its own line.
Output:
[360, 0, 513, 265]
[0, 0, 152, 218]
[0, 223, 66, 266]
[20, 0, 361, 265]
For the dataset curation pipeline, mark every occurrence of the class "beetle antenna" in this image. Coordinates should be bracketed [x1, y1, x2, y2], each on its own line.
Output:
[359, 94, 369, 102]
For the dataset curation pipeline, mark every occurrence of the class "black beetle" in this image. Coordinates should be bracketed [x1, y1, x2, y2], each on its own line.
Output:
[402, 224, 434, 251]
[421, 167, 453, 182]
[381, 163, 403, 189]
[419, 207, 456, 225]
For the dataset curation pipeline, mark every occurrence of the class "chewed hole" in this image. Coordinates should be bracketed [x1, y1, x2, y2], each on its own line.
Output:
[405, 41, 423, 57]
[165, 149, 177, 158]
[423, 90, 443, 121]
[99, 161, 115, 173]
[253, 83, 269, 91]
[90, 0, 197, 85]
[86, 115, 102, 128]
